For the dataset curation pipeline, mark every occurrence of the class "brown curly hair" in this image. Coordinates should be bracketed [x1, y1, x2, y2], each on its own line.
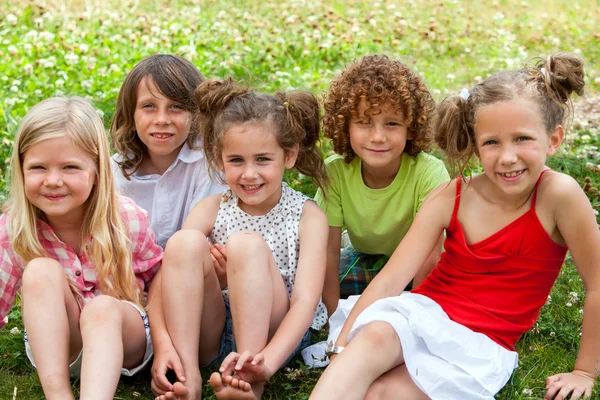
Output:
[110, 54, 205, 179]
[436, 52, 585, 177]
[323, 54, 436, 163]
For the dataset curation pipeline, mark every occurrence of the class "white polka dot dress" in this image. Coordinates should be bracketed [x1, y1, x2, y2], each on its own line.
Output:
[210, 182, 328, 330]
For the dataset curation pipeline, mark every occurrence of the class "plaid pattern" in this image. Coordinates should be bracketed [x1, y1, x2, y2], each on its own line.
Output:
[0, 196, 163, 330]
[338, 247, 390, 298]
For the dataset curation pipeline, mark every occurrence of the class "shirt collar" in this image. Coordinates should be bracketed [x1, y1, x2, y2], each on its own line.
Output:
[177, 142, 204, 164]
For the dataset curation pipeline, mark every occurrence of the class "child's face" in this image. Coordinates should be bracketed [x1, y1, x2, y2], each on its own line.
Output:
[349, 100, 410, 175]
[475, 98, 563, 198]
[134, 76, 191, 164]
[220, 121, 298, 215]
[22, 135, 96, 225]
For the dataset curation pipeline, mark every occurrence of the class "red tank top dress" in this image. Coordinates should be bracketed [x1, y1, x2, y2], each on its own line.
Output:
[412, 171, 568, 350]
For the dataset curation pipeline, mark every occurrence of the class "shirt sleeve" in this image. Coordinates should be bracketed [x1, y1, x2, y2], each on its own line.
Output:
[122, 198, 163, 291]
[415, 157, 451, 212]
[0, 218, 23, 330]
[315, 158, 344, 227]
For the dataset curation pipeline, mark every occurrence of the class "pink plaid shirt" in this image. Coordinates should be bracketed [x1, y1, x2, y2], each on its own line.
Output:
[0, 196, 163, 330]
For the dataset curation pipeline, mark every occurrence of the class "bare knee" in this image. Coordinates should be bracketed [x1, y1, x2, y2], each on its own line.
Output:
[226, 231, 266, 260]
[22, 257, 65, 294]
[364, 379, 389, 400]
[79, 295, 122, 331]
[355, 321, 400, 353]
[163, 229, 211, 270]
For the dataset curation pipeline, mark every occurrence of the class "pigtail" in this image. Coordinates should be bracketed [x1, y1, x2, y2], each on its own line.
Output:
[276, 91, 328, 192]
[529, 52, 585, 132]
[196, 78, 252, 182]
[435, 94, 475, 178]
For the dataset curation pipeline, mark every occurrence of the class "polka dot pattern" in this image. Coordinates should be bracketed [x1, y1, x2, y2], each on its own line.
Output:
[210, 183, 328, 330]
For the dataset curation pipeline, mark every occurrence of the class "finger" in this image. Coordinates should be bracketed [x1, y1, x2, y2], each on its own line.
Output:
[555, 385, 575, 400]
[584, 385, 592, 398]
[545, 382, 565, 400]
[236, 350, 253, 371]
[546, 374, 562, 388]
[220, 352, 240, 373]
[569, 387, 585, 400]
[151, 379, 167, 396]
[251, 353, 265, 365]
[172, 362, 186, 383]
[211, 247, 227, 268]
[155, 365, 173, 392]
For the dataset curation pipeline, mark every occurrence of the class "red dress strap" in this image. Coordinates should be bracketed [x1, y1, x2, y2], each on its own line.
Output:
[531, 169, 550, 208]
[450, 178, 462, 225]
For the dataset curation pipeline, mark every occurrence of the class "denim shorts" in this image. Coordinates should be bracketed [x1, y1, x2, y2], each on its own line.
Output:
[208, 300, 311, 368]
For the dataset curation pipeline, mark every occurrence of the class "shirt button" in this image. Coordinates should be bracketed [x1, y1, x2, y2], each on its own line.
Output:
[161, 215, 167, 221]
[159, 182, 165, 188]
[75, 270, 81, 276]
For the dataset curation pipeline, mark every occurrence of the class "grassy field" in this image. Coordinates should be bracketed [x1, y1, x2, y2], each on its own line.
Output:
[1, 0, 600, 398]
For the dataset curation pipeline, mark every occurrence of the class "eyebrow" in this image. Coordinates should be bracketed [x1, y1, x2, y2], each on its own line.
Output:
[225, 152, 276, 158]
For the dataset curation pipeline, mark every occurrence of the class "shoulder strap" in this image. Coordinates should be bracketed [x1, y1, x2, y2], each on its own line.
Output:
[450, 178, 462, 223]
[531, 169, 551, 208]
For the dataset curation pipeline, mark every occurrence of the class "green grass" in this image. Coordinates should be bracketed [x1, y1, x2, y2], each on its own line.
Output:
[1, 0, 600, 398]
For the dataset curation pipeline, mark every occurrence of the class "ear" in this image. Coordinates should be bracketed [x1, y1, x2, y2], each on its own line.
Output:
[285, 144, 300, 169]
[546, 125, 564, 156]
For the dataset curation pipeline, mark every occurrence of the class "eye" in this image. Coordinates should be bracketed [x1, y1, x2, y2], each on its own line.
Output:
[171, 104, 186, 111]
[228, 157, 243, 163]
[28, 165, 45, 170]
[142, 103, 155, 109]
[64, 165, 80, 170]
[386, 121, 401, 127]
[257, 157, 271, 162]
[516, 136, 531, 142]
[482, 139, 498, 146]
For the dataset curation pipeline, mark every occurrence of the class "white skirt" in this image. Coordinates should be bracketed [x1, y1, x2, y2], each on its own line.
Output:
[328, 293, 519, 400]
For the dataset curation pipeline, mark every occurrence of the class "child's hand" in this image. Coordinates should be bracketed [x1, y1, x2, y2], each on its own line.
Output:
[150, 342, 186, 396]
[544, 370, 594, 400]
[219, 350, 274, 384]
[209, 243, 228, 289]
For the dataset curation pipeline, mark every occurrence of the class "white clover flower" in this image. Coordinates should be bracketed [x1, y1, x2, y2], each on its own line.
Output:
[522, 388, 533, 396]
[34, 89, 42, 96]
[550, 331, 555, 337]
[55, 89, 65, 96]
[566, 302, 573, 307]
[109, 64, 121, 73]
[39, 31, 55, 41]
[10, 86, 18, 93]
[7, 45, 18, 56]
[10, 327, 20, 335]
[546, 295, 552, 304]
[55, 79, 64, 87]
[5, 98, 17, 106]
[6, 13, 18, 25]
[24, 64, 33, 75]
[579, 309, 584, 315]
[446, 73, 456, 81]
[65, 53, 79, 65]
[12, 80, 21, 86]
[79, 43, 89, 53]
[95, 108, 104, 118]
[81, 80, 92, 90]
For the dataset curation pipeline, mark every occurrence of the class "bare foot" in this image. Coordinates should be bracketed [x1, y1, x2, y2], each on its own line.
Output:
[210, 372, 264, 400]
[157, 376, 202, 400]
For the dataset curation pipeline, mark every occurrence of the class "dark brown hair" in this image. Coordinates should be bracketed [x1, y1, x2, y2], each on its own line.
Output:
[323, 54, 436, 163]
[196, 78, 328, 192]
[110, 54, 205, 178]
[436, 52, 585, 176]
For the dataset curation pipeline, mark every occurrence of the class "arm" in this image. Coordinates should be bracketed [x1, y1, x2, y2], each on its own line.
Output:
[323, 226, 342, 317]
[412, 233, 444, 287]
[334, 182, 453, 348]
[544, 175, 600, 399]
[256, 201, 329, 377]
[182, 193, 221, 236]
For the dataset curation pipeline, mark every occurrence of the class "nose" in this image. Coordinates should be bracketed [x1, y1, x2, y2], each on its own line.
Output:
[44, 169, 63, 187]
[369, 125, 386, 143]
[499, 144, 518, 165]
[153, 107, 171, 125]
[241, 163, 258, 180]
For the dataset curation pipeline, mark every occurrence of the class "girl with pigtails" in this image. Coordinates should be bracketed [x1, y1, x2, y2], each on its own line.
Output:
[151, 78, 329, 400]
[311, 52, 600, 400]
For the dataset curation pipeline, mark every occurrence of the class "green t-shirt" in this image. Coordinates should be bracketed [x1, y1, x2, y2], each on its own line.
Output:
[315, 152, 450, 257]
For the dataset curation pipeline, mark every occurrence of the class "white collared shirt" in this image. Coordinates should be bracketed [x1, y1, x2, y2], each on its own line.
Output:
[112, 144, 227, 248]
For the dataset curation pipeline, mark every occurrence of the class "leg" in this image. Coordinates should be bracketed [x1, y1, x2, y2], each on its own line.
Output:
[210, 231, 290, 399]
[78, 295, 148, 400]
[21, 258, 82, 400]
[364, 364, 430, 400]
[310, 321, 404, 400]
[161, 230, 227, 400]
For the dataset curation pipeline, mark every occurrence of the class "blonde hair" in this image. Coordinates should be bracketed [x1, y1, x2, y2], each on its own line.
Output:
[6, 97, 144, 306]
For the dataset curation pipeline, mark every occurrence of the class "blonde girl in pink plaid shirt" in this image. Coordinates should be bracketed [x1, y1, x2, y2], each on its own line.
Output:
[0, 97, 163, 400]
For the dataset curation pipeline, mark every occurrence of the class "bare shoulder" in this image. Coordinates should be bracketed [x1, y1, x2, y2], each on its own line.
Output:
[300, 200, 328, 225]
[537, 170, 586, 206]
[183, 193, 223, 232]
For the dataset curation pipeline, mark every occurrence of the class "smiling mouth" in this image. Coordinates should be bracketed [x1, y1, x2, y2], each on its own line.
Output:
[241, 184, 263, 191]
[151, 133, 173, 139]
[366, 148, 389, 153]
[498, 170, 525, 178]
[43, 194, 67, 201]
